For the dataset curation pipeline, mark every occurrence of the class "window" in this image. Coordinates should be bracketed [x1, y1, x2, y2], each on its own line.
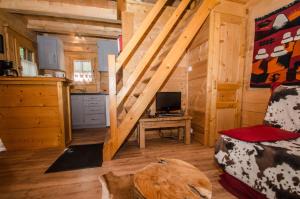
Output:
[27, 50, 33, 62]
[73, 60, 93, 83]
[20, 47, 37, 76]
[19, 47, 34, 62]
[21, 59, 38, 76]
[20, 47, 25, 60]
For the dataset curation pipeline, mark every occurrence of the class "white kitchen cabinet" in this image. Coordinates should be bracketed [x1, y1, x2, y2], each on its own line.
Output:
[71, 95, 84, 126]
[37, 35, 65, 71]
[71, 94, 106, 129]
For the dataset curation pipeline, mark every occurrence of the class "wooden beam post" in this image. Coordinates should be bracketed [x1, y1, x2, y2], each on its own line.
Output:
[117, 0, 126, 20]
[104, 54, 118, 160]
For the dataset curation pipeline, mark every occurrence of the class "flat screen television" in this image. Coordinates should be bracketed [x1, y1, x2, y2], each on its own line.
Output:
[156, 92, 181, 113]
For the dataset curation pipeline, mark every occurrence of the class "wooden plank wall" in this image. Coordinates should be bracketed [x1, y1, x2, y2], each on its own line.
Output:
[241, 0, 293, 127]
[0, 12, 37, 72]
[187, 18, 210, 144]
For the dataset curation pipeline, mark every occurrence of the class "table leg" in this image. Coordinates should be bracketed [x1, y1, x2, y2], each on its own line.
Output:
[178, 127, 182, 142]
[139, 124, 145, 149]
[185, 120, 191, 144]
[137, 124, 140, 145]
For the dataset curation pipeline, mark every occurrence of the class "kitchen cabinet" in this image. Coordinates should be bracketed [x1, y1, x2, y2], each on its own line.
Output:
[71, 95, 84, 126]
[71, 94, 106, 129]
[97, 39, 118, 72]
[37, 35, 65, 71]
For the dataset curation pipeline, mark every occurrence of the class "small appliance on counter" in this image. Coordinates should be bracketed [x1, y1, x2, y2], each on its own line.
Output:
[0, 60, 18, 77]
[55, 71, 65, 78]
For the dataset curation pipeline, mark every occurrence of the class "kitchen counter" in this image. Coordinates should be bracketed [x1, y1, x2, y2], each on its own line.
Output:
[0, 77, 72, 151]
[0, 76, 69, 82]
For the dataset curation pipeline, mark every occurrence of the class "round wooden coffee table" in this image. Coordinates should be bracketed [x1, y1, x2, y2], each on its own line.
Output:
[134, 158, 212, 199]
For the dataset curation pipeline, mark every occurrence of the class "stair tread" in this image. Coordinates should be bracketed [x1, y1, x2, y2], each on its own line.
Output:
[133, 93, 141, 98]
[142, 76, 151, 83]
[158, 50, 170, 60]
[124, 106, 130, 113]
[150, 64, 160, 71]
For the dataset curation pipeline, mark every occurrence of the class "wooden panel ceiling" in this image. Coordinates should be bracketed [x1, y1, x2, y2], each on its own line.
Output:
[0, 0, 119, 23]
[0, 0, 122, 38]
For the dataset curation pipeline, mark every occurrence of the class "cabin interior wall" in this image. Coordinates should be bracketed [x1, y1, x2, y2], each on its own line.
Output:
[241, 0, 294, 127]
[0, 12, 37, 73]
[187, 18, 209, 144]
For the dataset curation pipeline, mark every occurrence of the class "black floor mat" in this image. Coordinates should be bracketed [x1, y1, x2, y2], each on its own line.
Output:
[45, 143, 103, 173]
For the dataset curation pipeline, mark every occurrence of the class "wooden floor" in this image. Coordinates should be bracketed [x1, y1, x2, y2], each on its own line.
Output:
[0, 129, 235, 199]
[71, 128, 108, 145]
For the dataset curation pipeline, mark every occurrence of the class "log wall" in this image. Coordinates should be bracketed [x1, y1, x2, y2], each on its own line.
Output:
[187, 18, 210, 144]
[241, 0, 294, 127]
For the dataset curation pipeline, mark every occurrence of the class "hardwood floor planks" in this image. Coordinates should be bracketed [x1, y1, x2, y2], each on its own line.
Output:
[0, 131, 235, 199]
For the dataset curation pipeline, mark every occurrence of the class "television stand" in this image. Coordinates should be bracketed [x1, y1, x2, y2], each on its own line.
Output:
[137, 115, 192, 148]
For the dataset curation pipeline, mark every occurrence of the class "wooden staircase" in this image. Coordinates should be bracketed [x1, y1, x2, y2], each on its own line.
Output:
[104, 0, 219, 160]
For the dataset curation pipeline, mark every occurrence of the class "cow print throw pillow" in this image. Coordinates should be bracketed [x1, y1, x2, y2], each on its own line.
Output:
[264, 85, 300, 132]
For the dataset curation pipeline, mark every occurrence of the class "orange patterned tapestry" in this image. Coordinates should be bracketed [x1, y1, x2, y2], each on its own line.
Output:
[251, 0, 300, 87]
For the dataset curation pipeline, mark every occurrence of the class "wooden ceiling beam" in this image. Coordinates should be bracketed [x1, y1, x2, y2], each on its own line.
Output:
[24, 15, 122, 29]
[0, 0, 121, 24]
[27, 19, 121, 38]
[117, 0, 126, 19]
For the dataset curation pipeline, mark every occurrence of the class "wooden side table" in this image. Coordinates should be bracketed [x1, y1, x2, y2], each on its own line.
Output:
[134, 158, 212, 199]
[137, 115, 192, 148]
[99, 159, 212, 199]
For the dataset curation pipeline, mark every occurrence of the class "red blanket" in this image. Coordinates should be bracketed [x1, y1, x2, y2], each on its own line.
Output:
[219, 173, 267, 199]
[220, 125, 300, 142]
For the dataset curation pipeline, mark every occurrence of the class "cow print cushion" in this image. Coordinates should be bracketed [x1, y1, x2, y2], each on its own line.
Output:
[215, 135, 300, 199]
[264, 85, 300, 132]
[215, 85, 300, 198]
